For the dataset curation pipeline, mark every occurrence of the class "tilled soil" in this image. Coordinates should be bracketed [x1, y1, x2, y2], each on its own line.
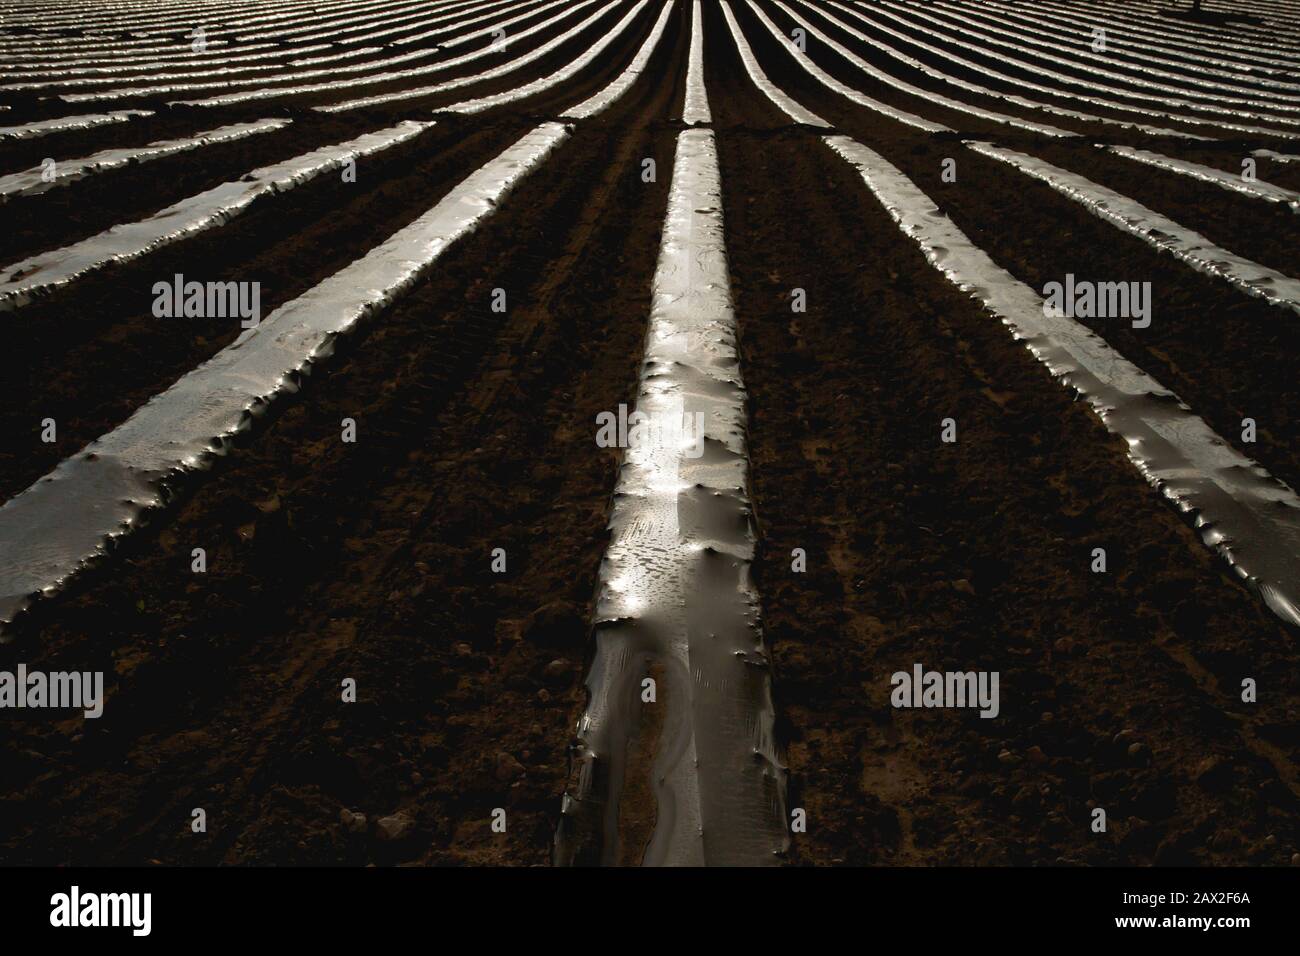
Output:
[710, 109, 1300, 870]
[0, 0, 672, 502]
[785, 0, 1300, 146]
[2, 0, 1299, 868]
[0, 5, 686, 865]
[0, 120, 519, 501]
[739, 0, 1300, 495]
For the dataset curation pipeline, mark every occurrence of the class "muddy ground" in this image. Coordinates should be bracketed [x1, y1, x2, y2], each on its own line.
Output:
[1, 0, 1298, 866]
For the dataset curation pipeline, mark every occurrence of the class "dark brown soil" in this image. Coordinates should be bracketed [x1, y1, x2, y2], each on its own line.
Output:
[0, 0, 671, 503]
[726, 1, 1300, 496]
[0, 2, 685, 865]
[2, 0, 1298, 869]
[0, 121, 522, 502]
[787, 0, 1300, 145]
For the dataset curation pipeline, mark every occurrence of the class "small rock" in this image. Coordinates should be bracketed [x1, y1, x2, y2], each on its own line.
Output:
[542, 659, 571, 685]
[453, 642, 473, 657]
[495, 752, 525, 782]
[1053, 638, 1074, 655]
[1026, 745, 1047, 765]
[997, 749, 1022, 766]
[376, 812, 413, 842]
[339, 809, 367, 834]
[1128, 742, 1150, 760]
[951, 579, 975, 597]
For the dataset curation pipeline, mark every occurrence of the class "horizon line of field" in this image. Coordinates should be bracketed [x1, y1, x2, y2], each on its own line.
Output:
[0, 0, 665, 150]
[0, 0, 631, 109]
[7, 0, 1300, 132]
[4, 0, 1299, 77]
[0, 0, 544, 89]
[7, 0, 1300, 233]
[7, 0, 1300, 308]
